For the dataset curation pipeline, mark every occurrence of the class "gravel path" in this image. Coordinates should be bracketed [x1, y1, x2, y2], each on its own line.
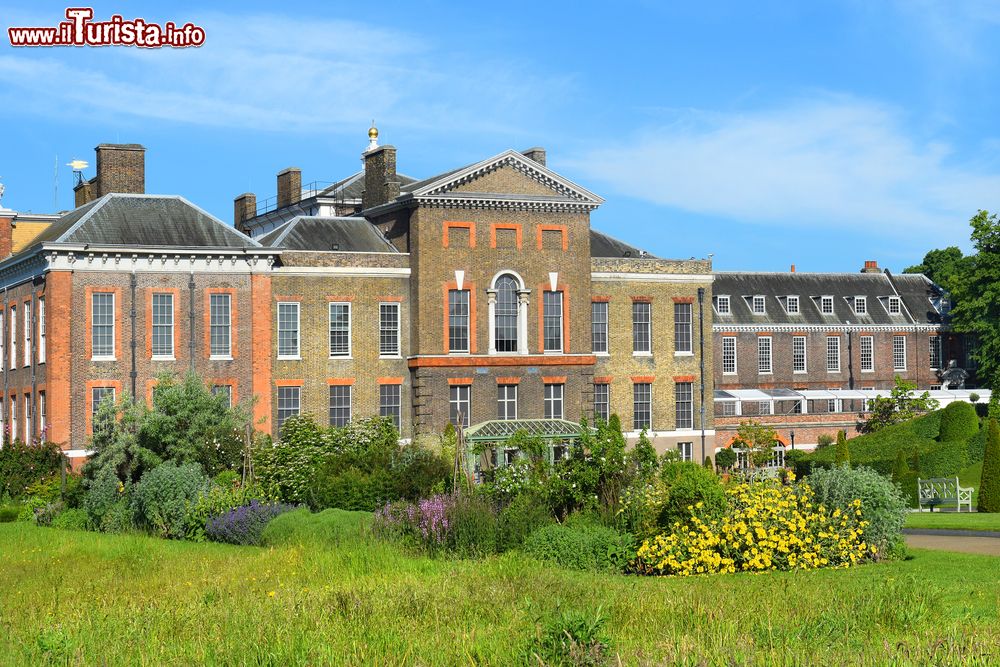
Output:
[905, 532, 1000, 556]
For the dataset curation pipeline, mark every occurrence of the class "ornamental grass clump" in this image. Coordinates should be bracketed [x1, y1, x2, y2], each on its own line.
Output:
[635, 475, 875, 576]
[205, 500, 298, 546]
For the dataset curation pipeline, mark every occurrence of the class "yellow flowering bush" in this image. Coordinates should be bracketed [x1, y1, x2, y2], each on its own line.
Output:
[635, 474, 875, 576]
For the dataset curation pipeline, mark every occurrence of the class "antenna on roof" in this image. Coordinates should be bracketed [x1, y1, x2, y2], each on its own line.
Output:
[67, 159, 89, 186]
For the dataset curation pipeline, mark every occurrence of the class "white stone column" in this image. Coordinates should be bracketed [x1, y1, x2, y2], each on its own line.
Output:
[487, 291, 497, 355]
[517, 291, 530, 355]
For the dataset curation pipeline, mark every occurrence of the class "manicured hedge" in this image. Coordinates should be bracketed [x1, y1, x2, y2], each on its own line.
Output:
[938, 401, 980, 444]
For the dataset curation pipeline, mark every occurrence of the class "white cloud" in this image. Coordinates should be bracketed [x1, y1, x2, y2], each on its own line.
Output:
[566, 96, 1000, 235]
[0, 11, 569, 136]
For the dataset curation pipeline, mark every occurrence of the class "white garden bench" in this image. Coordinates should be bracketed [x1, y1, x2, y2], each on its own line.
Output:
[917, 477, 974, 512]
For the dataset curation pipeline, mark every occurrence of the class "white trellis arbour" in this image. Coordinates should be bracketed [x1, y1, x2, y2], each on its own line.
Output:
[487, 270, 530, 355]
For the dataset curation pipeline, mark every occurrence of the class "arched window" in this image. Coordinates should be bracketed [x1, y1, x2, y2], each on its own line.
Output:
[494, 274, 519, 352]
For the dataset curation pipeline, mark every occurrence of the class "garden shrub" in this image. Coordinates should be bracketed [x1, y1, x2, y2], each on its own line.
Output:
[447, 493, 499, 557]
[635, 478, 875, 576]
[0, 440, 64, 499]
[979, 419, 1000, 513]
[391, 445, 451, 500]
[374, 493, 458, 554]
[83, 468, 132, 532]
[524, 604, 611, 667]
[938, 401, 980, 443]
[17, 496, 47, 521]
[803, 466, 908, 557]
[131, 462, 209, 539]
[182, 479, 273, 541]
[784, 449, 810, 479]
[308, 464, 396, 511]
[835, 430, 850, 465]
[916, 439, 969, 478]
[261, 507, 372, 547]
[51, 508, 89, 531]
[0, 505, 18, 522]
[33, 500, 65, 526]
[204, 500, 298, 546]
[714, 448, 737, 471]
[497, 492, 554, 551]
[658, 462, 727, 528]
[524, 521, 634, 572]
[816, 433, 835, 449]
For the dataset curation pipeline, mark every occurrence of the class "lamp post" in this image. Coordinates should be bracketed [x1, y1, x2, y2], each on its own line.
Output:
[790, 429, 795, 451]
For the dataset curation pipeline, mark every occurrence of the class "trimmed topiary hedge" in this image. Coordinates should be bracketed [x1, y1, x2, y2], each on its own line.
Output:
[938, 401, 980, 444]
[979, 419, 1000, 513]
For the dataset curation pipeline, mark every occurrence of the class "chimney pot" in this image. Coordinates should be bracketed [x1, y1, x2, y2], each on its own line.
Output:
[74, 143, 145, 206]
[362, 145, 399, 210]
[522, 147, 546, 166]
[790, 264, 796, 273]
[234, 192, 257, 232]
[862, 259, 880, 273]
[276, 167, 302, 209]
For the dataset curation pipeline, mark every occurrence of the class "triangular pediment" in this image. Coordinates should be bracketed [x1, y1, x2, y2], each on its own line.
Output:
[407, 150, 604, 206]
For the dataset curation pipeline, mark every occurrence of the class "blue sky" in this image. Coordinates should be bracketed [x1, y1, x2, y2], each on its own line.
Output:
[1, 1, 999, 271]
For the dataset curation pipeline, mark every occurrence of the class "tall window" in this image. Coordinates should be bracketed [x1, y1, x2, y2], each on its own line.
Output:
[591, 301, 608, 354]
[379, 384, 401, 429]
[757, 336, 772, 374]
[211, 385, 232, 408]
[9, 305, 16, 369]
[151, 293, 174, 358]
[860, 335, 874, 372]
[37, 297, 45, 364]
[888, 296, 901, 314]
[854, 296, 867, 314]
[675, 382, 693, 429]
[38, 391, 46, 436]
[210, 294, 232, 358]
[893, 335, 907, 371]
[715, 295, 730, 314]
[448, 290, 470, 353]
[929, 336, 941, 370]
[677, 442, 693, 462]
[23, 394, 31, 443]
[792, 335, 807, 373]
[328, 385, 351, 427]
[594, 383, 609, 421]
[722, 336, 737, 374]
[91, 294, 114, 359]
[276, 385, 300, 431]
[1, 311, 5, 371]
[786, 295, 799, 314]
[22, 301, 31, 367]
[379, 303, 400, 356]
[495, 274, 519, 353]
[751, 295, 765, 314]
[543, 291, 563, 352]
[632, 302, 651, 354]
[827, 336, 841, 372]
[633, 383, 651, 431]
[9, 396, 16, 442]
[450, 385, 471, 427]
[820, 296, 834, 314]
[92, 386, 115, 422]
[277, 302, 300, 359]
[498, 384, 518, 420]
[329, 302, 351, 357]
[544, 383, 564, 420]
[674, 303, 692, 353]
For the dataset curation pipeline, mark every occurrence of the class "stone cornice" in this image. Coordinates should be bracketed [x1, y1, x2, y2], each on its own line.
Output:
[712, 324, 942, 333]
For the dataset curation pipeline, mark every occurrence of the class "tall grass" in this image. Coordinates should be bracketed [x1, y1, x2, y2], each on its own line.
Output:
[1, 519, 999, 665]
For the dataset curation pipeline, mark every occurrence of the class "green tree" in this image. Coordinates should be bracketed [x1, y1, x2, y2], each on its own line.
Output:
[950, 211, 1000, 389]
[834, 430, 851, 466]
[83, 393, 160, 485]
[859, 376, 939, 433]
[731, 420, 779, 469]
[978, 419, 1000, 513]
[903, 246, 970, 295]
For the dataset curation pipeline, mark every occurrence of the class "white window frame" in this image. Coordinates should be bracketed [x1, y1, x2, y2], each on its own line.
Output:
[9, 396, 16, 442]
[854, 296, 867, 314]
[591, 301, 609, 355]
[827, 336, 841, 373]
[715, 295, 730, 315]
[450, 384, 471, 428]
[786, 295, 800, 314]
[9, 305, 16, 369]
[276, 385, 301, 430]
[544, 383, 564, 420]
[594, 382, 610, 421]
[792, 335, 807, 373]
[379, 302, 401, 358]
[543, 291, 564, 353]
[22, 301, 31, 367]
[751, 295, 766, 314]
[37, 297, 45, 364]
[675, 382, 693, 430]
[674, 302, 693, 355]
[0, 311, 5, 371]
[328, 302, 352, 358]
[722, 336, 737, 375]
[91, 293, 115, 361]
[498, 383, 518, 420]
[209, 293, 233, 360]
[820, 296, 834, 314]
[276, 302, 301, 360]
[448, 289, 470, 354]
[860, 335, 874, 372]
[38, 391, 46, 436]
[677, 442, 693, 462]
[211, 384, 233, 409]
[151, 293, 175, 360]
[893, 335, 907, 371]
[757, 336, 772, 374]
[888, 296, 902, 314]
[929, 336, 941, 370]
[633, 382, 652, 431]
[328, 384, 352, 427]
[23, 393, 31, 444]
[632, 301, 652, 355]
[379, 384, 402, 429]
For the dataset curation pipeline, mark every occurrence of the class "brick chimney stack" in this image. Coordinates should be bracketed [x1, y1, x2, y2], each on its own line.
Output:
[276, 168, 301, 209]
[362, 145, 400, 210]
[862, 260, 880, 273]
[234, 193, 257, 232]
[522, 147, 546, 166]
[73, 143, 146, 206]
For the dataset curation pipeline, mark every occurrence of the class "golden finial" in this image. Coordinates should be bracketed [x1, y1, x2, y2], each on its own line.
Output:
[368, 120, 378, 140]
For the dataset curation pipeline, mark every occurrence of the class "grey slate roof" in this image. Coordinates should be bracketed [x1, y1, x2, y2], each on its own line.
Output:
[590, 229, 656, 258]
[30, 194, 259, 249]
[712, 271, 944, 326]
[318, 170, 418, 201]
[259, 216, 397, 252]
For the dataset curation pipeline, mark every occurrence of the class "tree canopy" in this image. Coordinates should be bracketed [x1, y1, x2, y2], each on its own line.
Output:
[949, 211, 1000, 389]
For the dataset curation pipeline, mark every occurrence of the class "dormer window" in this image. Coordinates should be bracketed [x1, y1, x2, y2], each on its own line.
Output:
[751, 295, 766, 314]
[716, 295, 730, 315]
[786, 295, 799, 314]
[820, 296, 834, 314]
[854, 296, 867, 314]
[888, 296, 901, 314]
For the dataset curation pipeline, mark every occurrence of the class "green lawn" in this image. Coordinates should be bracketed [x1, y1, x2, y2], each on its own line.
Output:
[2, 518, 1000, 665]
[906, 510, 1000, 532]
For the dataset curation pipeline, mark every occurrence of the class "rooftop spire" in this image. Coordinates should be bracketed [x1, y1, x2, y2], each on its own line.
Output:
[367, 120, 379, 152]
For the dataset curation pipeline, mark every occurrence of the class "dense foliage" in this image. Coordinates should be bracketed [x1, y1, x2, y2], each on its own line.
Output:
[979, 419, 1000, 513]
[859, 377, 938, 434]
[0, 440, 64, 499]
[131, 462, 210, 539]
[938, 400, 980, 444]
[524, 520, 635, 572]
[205, 500, 298, 545]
